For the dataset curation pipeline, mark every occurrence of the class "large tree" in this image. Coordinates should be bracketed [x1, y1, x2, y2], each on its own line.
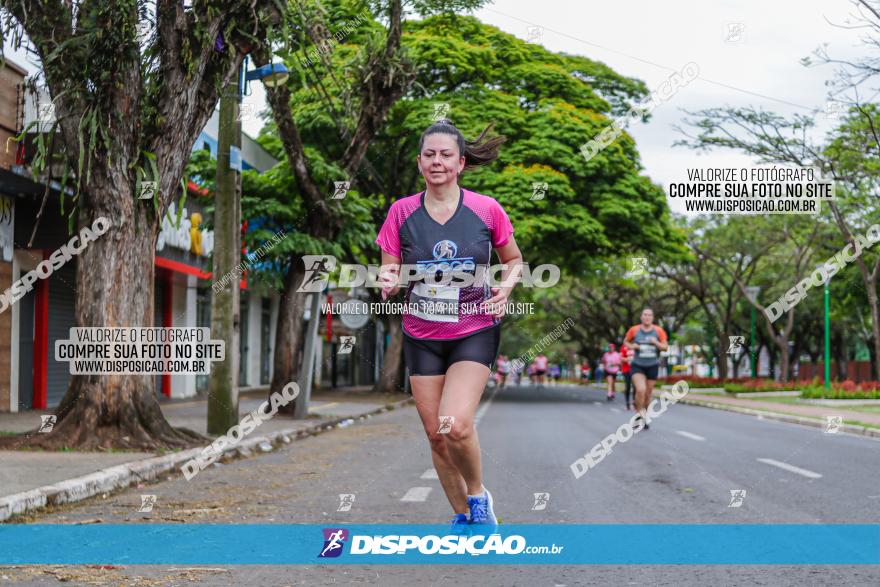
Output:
[0, 0, 281, 449]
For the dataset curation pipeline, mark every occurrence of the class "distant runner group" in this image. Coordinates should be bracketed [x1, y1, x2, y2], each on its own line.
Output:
[491, 308, 669, 430]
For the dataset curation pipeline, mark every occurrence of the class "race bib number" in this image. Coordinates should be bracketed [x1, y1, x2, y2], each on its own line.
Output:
[410, 283, 460, 323]
[638, 343, 657, 359]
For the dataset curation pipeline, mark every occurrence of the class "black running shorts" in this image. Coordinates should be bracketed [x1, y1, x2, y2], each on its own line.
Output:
[630, 364, 659, 380]
[403, 324, 501, 376]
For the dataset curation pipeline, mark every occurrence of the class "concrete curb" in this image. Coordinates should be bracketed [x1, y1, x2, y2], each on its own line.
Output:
[0, 396, 414, 523]
[679, 398, 880, 440]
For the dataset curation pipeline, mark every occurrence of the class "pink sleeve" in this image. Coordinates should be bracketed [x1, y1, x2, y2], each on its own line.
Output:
[375, 203, 401, 257]
[490, 199, 515, 248]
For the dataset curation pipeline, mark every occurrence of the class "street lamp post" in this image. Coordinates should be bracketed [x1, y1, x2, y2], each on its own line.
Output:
[745, 286, 761, 379]
[207, 60, 289, 434]
[706, 303, 716, 377]
[664, 315, 677, 377]
[208, 65, 243, 435]
[824, 280, 831, 390]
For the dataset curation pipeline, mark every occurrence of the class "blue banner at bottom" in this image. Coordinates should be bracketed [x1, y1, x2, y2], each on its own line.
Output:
[0, 524, 878, 565]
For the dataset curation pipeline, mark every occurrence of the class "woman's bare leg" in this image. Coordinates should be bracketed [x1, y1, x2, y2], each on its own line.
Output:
[410, 374, 468, 514]
[438, 361, 491, 496]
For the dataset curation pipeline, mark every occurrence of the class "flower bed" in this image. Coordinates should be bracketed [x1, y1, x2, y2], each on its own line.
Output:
[658, 375, 751, 389]
[799, 380, 880, 399]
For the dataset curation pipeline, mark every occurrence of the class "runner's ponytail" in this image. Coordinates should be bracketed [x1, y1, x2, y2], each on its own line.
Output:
[419, 119, 506, 173]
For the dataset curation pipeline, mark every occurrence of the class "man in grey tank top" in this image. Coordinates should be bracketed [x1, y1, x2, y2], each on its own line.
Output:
[623, 308, 669, 429]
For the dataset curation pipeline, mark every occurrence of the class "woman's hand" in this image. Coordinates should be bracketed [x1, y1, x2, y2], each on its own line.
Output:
[482, 285, 511, 317]
[379, 265, 401, 300]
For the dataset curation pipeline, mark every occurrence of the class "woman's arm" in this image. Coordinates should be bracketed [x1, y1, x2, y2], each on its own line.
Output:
[483, 234, 524, 317]
[379, 251, 402, 300]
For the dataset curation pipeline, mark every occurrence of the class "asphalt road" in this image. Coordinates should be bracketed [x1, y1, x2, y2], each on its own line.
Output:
[2, 382, 879, 586]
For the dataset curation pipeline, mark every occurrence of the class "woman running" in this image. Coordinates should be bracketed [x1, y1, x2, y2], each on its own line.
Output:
[496, 354, 510, 389]
[624, 308, 669, 429]
[601, 343, 621, 400]
[620, 342, 634, 410]
[375, 119, 523, 531]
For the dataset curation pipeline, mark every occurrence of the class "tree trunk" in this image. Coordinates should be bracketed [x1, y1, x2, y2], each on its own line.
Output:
[373, 314, 404, 393]
[716, 326, 729, 380]
[269, 255, 308, 416]
[869, 287, 880, 381]
[0, 202, 202, 450]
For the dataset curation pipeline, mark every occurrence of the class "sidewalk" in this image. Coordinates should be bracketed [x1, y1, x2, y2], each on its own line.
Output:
[0, 386, 413, 522]
[682, 392, 880, 437]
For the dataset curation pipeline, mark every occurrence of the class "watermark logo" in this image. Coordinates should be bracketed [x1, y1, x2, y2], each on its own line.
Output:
[526, 25, 544, 43]
[138, 494, 157, 513]
[438, 416, 455, 434]
[297, 255, 337, 293]
[530, 182, 548, 201]
[237, 102, 257, 122]
[338, 336, 356, 354]
[337, 494, 355, 512]
[432, 102, 450, 121]
[180, 383, 300, 481]
[301, 256, 560, 291]
[1, 217, 111, 314]
[531, 492, 549, 511]
[38, 415, 56, 433]
[332, 181, 350, 200]
[765, 225, 880, 323]
[581, 62, 699, 163]
[727, 335, 745, 354]
[728, 489, 746, 508]
[825, 100, 844, 120]
[139, 181, 157, 200]
[824, 415, 842, 434]
[37, 102, 55, 122]
[571, 381, 690, 479]
[628, 257, 648, 277]
[725, 22, 745, 43]
[319, 528, 349, 558]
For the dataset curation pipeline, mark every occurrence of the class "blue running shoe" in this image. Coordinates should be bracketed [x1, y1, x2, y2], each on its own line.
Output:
[449, 513, 470, 534]
[467, 487, 498, 526]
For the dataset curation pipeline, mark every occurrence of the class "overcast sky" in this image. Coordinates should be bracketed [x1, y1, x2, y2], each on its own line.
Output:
[4, 0, 867, 208]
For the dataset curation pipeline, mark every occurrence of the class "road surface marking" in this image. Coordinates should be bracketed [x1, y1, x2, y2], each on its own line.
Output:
[420, 469, 439, 480]
[401, 487, 432, 502]
[610, 407, 621, 413]
[593, 401, 602, 406]
[757, 458, 822, 479]
[475, 384, 500, 426]
[675, 430, 706, 441]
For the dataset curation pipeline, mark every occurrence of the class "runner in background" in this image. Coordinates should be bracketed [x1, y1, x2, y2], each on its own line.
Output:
[533, 353, 549, 387]
[620, 343, 634, 410]
[601, 343, 621, 401]
[624, 308, 669, 429]
[581, 360, 591, 383]
[496, 354, 510, 389]
[549, 362, 561, 384]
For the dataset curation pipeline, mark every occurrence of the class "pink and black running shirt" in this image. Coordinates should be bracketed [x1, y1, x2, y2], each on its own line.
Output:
[375, 188, 515, 340]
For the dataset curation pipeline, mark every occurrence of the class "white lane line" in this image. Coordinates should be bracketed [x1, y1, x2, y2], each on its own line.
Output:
[757, 458, 822, 479]
[401, 487, 432, 502]
[610, 407, 621, 413]
[593, 401, 603, 406]
[420, 469, 438, 480]
[475, 382, 501, 426]
[675, 430, 706, 441]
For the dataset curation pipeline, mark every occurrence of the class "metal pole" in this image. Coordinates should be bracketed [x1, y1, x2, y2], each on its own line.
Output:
[295, 291, 323, 418]
[824, 280, 831, 390]
[750, 306, 757, 379]
[207, 65, 242, 435]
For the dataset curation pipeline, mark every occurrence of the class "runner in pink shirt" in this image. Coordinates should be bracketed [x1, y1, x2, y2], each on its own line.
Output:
[601, 343, 622, 400]
[375, 118, 523, 531]
[533, 353, 549, 387]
